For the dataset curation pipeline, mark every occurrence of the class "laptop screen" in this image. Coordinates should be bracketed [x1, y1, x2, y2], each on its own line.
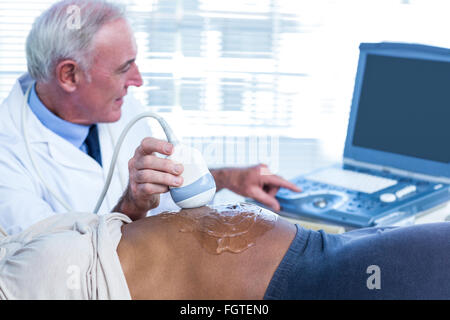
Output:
[352, 54, 450, 163]
[344, 43, 450, 179]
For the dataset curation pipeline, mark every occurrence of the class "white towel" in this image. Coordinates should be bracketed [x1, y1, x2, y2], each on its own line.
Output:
[0, 212, 132, 300]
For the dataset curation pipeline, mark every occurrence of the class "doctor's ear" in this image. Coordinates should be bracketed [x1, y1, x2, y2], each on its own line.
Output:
[55, 59, 81, 93]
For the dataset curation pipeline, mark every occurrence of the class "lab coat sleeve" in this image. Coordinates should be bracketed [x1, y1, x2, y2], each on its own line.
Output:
[0, 146, 58, 235]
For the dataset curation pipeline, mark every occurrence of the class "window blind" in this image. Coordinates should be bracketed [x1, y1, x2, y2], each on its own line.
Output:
[1, 0, 450, 145]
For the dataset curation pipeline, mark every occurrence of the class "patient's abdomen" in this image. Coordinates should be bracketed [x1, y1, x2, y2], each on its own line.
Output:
[158, 203, 278, 255]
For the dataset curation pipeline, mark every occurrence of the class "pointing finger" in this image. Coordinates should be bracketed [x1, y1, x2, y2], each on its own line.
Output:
[263, 174, 301, 192]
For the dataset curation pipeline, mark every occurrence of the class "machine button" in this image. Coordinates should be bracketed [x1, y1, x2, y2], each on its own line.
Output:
[395, 185, 416, 199]
[313, 198, 328, 209]
[379, 193, 396, 203]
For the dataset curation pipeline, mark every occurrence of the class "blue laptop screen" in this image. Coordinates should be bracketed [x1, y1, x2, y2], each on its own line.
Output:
[352, 54, 450, 163]
[344, 43, 450, 178]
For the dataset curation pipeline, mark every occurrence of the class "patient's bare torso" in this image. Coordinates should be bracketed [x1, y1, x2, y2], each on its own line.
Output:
[117, 203, 296, 299]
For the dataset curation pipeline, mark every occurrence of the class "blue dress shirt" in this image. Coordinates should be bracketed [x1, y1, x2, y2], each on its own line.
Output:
[28, 83, 90, 154]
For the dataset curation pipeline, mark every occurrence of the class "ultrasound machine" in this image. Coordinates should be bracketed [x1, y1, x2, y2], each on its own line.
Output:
[276, 42, 450, 228]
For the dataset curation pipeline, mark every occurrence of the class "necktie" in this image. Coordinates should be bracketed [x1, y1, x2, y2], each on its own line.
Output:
[84, 124, 102, 166]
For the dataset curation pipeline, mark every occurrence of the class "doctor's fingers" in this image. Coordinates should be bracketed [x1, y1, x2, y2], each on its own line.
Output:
[131, 155, 184, 176]
[262, 174, 301, 193]
[134, 182, 169, 197]
[132, 169, 184, 188]
[250, 187, 281, 212]
[137, 137, 174, 156]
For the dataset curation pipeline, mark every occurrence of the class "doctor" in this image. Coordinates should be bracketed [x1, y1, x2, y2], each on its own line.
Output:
[0, 0, 300, 235]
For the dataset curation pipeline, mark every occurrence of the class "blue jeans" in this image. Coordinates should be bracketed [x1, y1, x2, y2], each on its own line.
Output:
[264, 222, 450, 299]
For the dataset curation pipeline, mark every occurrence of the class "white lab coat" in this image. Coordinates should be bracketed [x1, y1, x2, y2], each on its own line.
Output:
[0, 74, 180, 234]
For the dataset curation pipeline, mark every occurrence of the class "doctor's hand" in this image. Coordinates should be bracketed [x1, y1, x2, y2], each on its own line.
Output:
[113, 137, 184, 221]
[211, 164, 301, 212]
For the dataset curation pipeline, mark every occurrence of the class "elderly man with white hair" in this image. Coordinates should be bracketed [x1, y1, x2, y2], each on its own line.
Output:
[0, 0, 300, 235]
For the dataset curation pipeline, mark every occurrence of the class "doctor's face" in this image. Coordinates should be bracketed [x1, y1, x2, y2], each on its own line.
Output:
[75, 18, 143, 124]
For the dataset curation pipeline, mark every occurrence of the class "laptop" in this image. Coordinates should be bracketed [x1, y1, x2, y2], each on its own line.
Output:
[275, 42, 450, 228]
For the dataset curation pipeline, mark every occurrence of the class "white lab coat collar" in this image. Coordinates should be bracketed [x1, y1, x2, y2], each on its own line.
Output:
[5, 74, 102, 174]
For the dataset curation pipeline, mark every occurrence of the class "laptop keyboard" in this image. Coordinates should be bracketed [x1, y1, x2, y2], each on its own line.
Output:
[305, 168, 398, 194]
